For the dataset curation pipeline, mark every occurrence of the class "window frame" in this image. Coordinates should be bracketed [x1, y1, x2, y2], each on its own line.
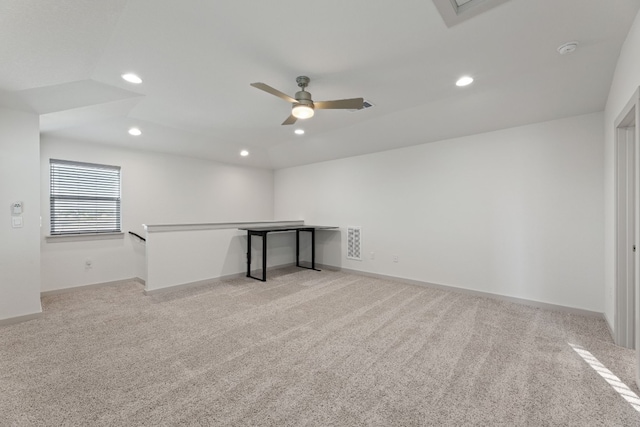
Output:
[49, 159, 122, 236]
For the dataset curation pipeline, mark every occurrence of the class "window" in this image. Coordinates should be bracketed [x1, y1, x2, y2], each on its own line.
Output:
[50, 159, 121, 235]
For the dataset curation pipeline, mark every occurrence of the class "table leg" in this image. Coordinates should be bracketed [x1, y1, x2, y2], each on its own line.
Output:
[296, 229, 300, 267]
[246, 231, 251, 278]
[311, 228, 316, 270]
[262, 231, 267, 282]
[295, 229, 321, 272]
[247, 231, 267, 282]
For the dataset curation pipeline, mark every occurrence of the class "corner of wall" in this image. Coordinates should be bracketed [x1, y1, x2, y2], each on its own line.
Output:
[603, 7, 640, 327]
[0, 108, 42, 321]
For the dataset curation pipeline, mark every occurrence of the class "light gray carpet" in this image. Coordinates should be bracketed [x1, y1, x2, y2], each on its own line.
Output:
[1, 268, 639, 426]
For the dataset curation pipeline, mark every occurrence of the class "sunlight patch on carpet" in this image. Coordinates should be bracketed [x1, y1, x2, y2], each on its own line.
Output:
[569, 343, 640, 413]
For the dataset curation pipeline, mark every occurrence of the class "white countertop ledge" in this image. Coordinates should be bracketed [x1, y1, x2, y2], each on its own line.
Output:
[143, 220, 304, 233]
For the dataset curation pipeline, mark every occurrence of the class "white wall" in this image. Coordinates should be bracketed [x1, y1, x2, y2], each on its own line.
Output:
[146, 228, 246, 291]
[145, 221, 303, 292]
[0, 109, 42, 320]
[604, 9, 640, 328]
[40, 137, 274, 292]
[275, 112, 605, 312]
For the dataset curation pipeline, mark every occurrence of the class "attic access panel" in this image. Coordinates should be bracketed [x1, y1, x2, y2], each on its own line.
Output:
[433, 0, 511, 27]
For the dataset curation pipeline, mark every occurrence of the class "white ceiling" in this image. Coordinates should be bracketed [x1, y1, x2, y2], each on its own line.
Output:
[1, 0, 638, 169]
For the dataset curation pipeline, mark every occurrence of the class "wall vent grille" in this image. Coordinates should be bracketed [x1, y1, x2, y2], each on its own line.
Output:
[347, 226, 362, 260]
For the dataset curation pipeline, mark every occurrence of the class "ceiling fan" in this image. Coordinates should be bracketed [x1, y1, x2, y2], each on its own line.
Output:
[250, 76, 364, 125]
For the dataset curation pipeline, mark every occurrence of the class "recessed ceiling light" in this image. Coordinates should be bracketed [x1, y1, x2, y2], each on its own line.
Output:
[121, 73, 142, 84]
[456, 76, 474, 87]
[240, 150, 249, 157]
[294, 129, 305, 135]
[128, 128, 142, 136]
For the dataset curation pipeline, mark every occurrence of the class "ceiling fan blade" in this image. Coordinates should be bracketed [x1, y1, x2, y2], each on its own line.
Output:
[250, 82, 296, 103]
[314, 98, 364, 110]
[281, 114, 297, 125]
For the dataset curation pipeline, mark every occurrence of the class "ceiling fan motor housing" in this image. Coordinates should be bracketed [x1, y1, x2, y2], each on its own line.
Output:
[295, 90, 313, 107]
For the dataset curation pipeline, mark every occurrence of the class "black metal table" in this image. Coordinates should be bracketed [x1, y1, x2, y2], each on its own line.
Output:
[238, 225, 338, 281]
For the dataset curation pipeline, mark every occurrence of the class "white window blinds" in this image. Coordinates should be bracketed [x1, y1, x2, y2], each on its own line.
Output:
[50, 159, 121, 235]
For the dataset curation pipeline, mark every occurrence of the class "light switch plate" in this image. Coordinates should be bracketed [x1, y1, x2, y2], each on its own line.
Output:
[12, 216, 23, 228]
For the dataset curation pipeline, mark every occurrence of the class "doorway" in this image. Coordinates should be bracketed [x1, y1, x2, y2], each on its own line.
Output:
[615, 112, 636, 349]
[614, 87, 640, 387]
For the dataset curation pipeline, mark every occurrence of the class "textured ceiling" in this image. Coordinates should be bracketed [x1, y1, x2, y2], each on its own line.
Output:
[1, 0, 638, 169]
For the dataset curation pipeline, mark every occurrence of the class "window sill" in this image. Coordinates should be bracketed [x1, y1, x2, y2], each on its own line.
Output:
[45, 232, 124, 242]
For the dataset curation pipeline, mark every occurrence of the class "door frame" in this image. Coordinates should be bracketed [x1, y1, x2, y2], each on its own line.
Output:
[615, 108, 636, 348]
[614, 87, 640, 386]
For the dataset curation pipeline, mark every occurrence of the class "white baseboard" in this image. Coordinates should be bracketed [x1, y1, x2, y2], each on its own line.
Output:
[35, 264, 605, 321]
[41, 277, 144, 297]
[0, 312, 42, 326]
[144, 272, 244, 295]
[604, 313, 615, 341]
[321, 264, 604, 319]
[143, 264, 297, 295]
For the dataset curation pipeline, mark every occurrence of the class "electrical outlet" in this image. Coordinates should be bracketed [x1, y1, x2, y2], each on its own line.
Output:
[393, 255, 399, 263]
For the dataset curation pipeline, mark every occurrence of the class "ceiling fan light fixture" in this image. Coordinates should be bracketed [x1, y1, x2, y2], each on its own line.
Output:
[292, 104, 314, 119]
